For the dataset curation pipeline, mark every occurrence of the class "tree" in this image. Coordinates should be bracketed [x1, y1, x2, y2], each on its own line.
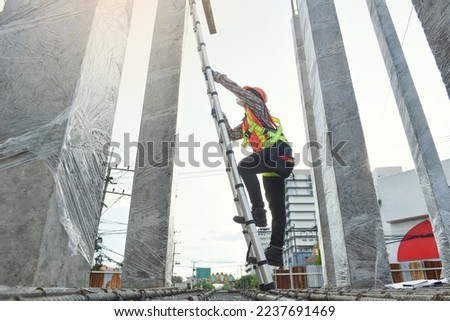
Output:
[221, 284, 231, 290]
[306, 246, 322, 265]
[195, 280, 215, 290]
[237, 274, 258, 289]
[172, 275, 183, 284]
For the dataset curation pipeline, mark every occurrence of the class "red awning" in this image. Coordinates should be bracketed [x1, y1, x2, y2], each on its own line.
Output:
[397, 220, 439, 262]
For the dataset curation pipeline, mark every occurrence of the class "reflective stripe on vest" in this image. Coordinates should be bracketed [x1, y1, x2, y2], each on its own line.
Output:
[262, 171, 280, 177]
[241, 107, 287, 152]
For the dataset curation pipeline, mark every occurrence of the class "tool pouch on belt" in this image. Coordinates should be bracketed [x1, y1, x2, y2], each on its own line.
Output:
[275, 154, 295, 178]
[269, 141, 295, 178]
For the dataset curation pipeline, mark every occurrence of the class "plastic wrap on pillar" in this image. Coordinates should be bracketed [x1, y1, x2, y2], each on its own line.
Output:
[291, 10, 335, 287]
[367, 0, 450, 280]
[122, 0, 187, 289]
[412, 0, 450, 99]
[296, 0, 392, 288]
[0, 0, 134, 286]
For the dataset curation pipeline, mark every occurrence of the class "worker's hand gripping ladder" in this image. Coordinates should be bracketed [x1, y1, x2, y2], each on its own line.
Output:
[188, 0, 275, 291]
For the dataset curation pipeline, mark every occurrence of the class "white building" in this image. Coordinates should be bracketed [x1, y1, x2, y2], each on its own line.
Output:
[373, 159, 450, 264]
[283, 169, 318, 267]
[257, 227, 271, 250]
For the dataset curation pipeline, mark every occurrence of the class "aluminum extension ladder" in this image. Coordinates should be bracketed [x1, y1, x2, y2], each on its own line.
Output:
[188, 0, 275, 290]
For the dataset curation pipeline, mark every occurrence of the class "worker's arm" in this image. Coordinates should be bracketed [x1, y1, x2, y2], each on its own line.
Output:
[223, 114, 243, 141]
[213, 71, 265, 115]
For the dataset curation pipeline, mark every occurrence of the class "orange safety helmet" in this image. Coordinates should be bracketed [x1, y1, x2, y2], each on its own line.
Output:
[243, 86, 268, 103]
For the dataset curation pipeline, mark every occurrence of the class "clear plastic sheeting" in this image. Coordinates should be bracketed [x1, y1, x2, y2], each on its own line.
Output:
[294, 0, 392, 288]
[412, 0, 450, 99]
[0, 0, 133, 286]
[121, 0, 186, 289]
[366, 0, 450, 281]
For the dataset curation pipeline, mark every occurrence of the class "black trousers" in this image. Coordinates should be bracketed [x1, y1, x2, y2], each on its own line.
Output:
[237, 141, 292, 247]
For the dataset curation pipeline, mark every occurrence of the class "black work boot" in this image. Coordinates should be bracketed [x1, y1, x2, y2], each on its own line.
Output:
[233, 208, 267, 227]
[265, 244, 283, 267]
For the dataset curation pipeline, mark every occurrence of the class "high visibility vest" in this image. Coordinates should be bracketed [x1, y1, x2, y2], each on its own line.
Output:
[241, 107, 287, 152]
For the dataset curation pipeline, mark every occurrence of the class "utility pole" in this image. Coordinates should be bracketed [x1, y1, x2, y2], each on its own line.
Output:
[191, 261, 198, 288]
[171, 240, 180, 282]
[98, 148, 134, 217]
[95, 149, 134, 267]
[99, 149, 114, 217]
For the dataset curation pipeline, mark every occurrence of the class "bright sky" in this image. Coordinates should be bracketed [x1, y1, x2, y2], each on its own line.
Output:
[98, 0, 450, 281]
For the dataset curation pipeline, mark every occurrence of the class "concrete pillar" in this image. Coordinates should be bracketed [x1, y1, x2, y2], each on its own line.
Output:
[291, 10, 336, 287]
[367, 0, 450, 279]
[0, 0, 134, 287]
[412, 0, 450, 99]
[295, 0, 392, 288]
[121, 0, 187, 288]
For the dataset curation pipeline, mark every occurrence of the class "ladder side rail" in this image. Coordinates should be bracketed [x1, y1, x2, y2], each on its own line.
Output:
[189, 0, 275, 289]
[206, 84, 269, 289]
[208, 89, 275, 287]
[191, 0, 256, 239]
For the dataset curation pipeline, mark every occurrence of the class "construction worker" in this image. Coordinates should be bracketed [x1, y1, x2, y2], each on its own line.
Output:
[212, 70, 295, 267]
